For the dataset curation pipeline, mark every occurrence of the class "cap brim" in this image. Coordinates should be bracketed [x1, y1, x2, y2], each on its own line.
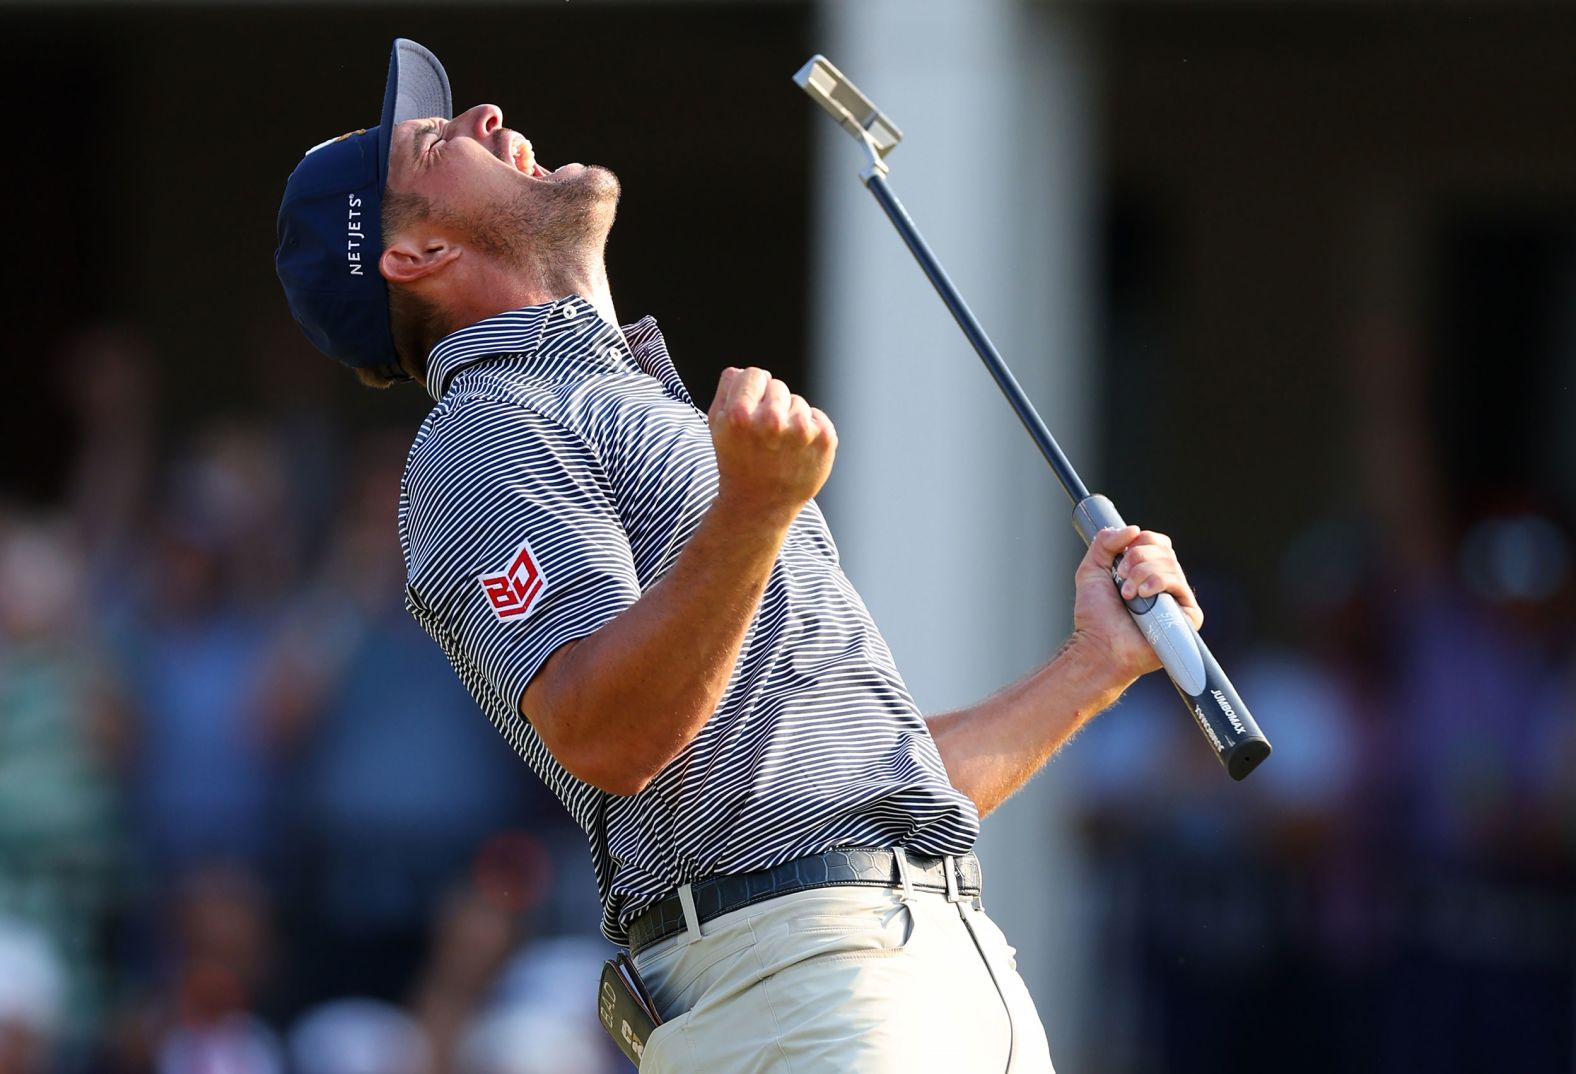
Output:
[377, 38, 454, 192]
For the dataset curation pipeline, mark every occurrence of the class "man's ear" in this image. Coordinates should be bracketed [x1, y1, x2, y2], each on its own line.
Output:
[380, 234, 462, 286]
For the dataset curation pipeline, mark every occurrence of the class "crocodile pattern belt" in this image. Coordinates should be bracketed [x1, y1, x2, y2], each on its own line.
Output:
[626, 847, 983, 954]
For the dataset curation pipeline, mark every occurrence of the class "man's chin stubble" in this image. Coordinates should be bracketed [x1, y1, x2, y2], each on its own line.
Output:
[461, 165, 620, 277]
[579, 163, 621, 202]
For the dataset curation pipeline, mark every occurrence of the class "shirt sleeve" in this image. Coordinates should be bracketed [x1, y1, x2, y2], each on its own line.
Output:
[402, 395, 641, 715]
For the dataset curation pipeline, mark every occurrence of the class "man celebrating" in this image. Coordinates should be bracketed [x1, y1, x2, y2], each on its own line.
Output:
[276, 39, 1202, 1073]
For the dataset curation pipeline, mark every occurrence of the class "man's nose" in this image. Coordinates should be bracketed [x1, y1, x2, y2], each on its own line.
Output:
[450, 104, 504, 141]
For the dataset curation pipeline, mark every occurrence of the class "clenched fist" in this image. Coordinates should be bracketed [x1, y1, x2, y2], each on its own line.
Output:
[708, 367, 838, 527]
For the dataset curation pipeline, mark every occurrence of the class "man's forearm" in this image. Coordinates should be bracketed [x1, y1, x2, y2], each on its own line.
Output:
[521, 496, 790, 795]
[926, 635, 1130, 818]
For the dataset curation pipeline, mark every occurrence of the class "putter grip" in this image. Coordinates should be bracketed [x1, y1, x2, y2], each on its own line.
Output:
[1072, 494, 1272, 781]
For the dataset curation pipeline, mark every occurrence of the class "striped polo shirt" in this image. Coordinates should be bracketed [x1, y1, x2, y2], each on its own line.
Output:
[399, 295, 979, 943]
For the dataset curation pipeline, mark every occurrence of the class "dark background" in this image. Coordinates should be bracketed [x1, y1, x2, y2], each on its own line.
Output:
[6, 3, 815, 499]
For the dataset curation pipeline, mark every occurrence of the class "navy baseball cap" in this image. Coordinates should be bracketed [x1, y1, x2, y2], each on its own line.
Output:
[275, 39, 452, 370]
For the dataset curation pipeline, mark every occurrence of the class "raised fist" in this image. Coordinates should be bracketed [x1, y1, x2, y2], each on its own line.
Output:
[707, 367, 838, 527]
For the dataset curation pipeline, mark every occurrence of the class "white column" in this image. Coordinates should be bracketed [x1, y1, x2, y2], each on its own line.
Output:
[809, 0, 1098, 1066]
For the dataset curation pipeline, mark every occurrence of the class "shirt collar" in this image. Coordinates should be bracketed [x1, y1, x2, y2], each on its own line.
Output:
[424, 295, 670, 401]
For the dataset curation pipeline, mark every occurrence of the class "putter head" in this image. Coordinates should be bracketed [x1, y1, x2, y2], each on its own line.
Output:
[794, 54, 903, 160]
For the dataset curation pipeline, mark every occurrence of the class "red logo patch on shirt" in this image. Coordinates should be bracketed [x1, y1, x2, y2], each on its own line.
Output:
[479, 539, 548, 621]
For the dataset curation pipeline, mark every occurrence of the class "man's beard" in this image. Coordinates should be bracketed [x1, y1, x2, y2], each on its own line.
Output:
[450, 166, 620, 290]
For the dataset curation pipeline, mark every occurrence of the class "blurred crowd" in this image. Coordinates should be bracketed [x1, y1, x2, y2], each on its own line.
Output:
[1, 321, 1572, 1074]
[0, 327, 625, 1074]
[1068, 325, 1576, 1073]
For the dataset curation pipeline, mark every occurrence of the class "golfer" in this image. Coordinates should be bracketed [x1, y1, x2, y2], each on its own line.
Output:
[276, 39, 1202, 1073]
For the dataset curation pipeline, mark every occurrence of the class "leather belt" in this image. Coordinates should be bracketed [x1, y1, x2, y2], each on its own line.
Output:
[625, 847, 982, 954]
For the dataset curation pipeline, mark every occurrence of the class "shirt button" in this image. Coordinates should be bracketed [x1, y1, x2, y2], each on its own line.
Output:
[561, 304, 578, 320]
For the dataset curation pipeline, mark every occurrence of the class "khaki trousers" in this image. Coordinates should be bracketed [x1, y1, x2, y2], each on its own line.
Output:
[630, 878, 1056, 1073]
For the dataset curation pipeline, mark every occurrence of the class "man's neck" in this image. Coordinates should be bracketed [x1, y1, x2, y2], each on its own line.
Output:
[435, 245, 619, 336]
[566, 259, 618, 328]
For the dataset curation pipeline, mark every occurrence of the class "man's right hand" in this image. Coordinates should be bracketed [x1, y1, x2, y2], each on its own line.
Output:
[708, 367, 838, 528]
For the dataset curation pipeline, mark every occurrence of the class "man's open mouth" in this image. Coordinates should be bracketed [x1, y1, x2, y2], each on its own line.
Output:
[510, 135, 550, 178]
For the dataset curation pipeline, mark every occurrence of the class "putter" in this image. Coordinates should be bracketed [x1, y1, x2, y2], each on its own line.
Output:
[795, 55, 1271, 781]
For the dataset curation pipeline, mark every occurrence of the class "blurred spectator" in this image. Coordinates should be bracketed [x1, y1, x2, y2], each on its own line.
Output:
[288, 999, 432, 1074]
[457, 936, 622, 1074]
[110, 422, 303, 878]
[409, 887, 525, 1074]
[100, 866, 285, 1074]
[154, 1015, 282, 1074]
[263, 433, 579, 1011]
[0, 513, 128, 1061]
[0, 917, 66, 1074]
[1378, 501, 1576, 1073]
[57, 325, 158, 600]
[1349, 323, 1576, 1071]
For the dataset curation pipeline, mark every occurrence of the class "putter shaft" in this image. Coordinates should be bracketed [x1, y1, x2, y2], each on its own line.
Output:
[864, 173, 1089, 506]
[799, 55, 1272, 781]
